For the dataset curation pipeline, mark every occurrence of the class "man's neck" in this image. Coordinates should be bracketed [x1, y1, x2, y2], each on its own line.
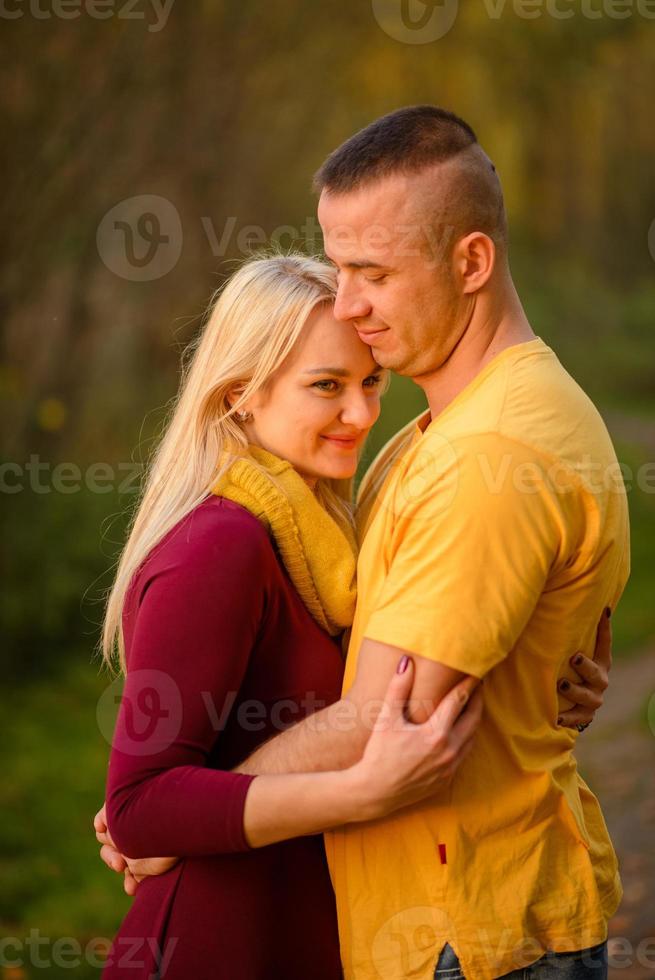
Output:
[417, 282, 536, 420]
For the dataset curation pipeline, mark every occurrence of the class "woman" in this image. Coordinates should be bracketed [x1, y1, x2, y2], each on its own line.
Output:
[98, 253, 483, 979]
[97, 254, 608, 978]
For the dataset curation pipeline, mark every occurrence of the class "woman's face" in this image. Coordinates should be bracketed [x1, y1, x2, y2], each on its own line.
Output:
[243, 303, 384, 485]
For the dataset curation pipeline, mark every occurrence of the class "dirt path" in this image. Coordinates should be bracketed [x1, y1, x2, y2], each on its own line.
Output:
[574, 646, 655, 980]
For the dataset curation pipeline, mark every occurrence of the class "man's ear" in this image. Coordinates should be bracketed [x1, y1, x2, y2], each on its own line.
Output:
[455, 232, 496, 295]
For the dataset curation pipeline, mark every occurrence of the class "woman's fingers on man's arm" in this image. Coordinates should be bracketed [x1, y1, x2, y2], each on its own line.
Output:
[567, 612, 611, 688]
[568, 654, 609, 692]
[425, 676, 483, 741]
[555, 610, 612, 730]
[557, 706, 595, 729]
[419, 682, 482, 786]
[559, 677, 604, 710]
[451, 684, 484, 746]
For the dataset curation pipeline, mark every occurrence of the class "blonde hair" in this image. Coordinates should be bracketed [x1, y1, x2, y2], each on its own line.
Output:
[102, 253, 352, 673]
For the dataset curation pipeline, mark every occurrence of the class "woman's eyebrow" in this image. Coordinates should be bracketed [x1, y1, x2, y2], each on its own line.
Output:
[303, 367, 350, 377]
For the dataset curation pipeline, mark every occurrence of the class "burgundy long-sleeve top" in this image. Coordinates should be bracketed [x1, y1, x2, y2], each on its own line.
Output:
[103, 496, 345, 979]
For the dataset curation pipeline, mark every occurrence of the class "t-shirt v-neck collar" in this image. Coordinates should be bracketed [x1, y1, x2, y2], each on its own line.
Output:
[413, 337, 548, 439]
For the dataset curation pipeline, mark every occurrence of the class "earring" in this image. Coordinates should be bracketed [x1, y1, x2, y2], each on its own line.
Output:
[235, 410, 253, 423]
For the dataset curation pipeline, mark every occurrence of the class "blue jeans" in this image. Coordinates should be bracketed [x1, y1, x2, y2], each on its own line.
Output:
[433, 941, 608, 980]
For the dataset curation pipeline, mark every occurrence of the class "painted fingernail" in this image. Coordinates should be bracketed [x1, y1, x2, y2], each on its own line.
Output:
[397, 655, 409, 674]
[605, 606, 612, 619]
[572, 654, 583, 666]
[559, 679, 570, 691]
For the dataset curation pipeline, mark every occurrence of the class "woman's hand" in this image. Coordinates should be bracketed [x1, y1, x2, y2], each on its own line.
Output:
[350, 657, 483, 822]
[94, 805, 179, 896]
[557, 609, 612, 730]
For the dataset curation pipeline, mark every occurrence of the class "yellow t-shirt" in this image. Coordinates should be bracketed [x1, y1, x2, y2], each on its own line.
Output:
[325, 338, 629, 980]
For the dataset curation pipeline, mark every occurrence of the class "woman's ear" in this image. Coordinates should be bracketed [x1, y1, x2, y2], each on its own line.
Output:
[227, 385, 255, 423]
[226, 384, 247, 411]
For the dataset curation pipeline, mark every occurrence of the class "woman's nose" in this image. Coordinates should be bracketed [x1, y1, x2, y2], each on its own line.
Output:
[340, 392, 379, 430]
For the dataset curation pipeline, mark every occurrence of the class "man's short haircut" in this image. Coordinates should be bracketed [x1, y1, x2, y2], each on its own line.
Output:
[313, 105, 508, 252]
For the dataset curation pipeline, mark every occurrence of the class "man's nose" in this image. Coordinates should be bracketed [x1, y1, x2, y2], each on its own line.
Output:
[333, 281, 372, 322]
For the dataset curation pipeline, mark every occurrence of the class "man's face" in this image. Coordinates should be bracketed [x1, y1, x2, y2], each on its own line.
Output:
[318, 171, 469, 378]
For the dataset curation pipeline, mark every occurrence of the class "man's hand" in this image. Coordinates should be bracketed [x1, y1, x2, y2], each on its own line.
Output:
[94, 805, 179, 896]
[557, 609, 612, 730]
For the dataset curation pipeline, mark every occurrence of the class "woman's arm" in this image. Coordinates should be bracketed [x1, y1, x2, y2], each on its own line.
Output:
[241, 655, 481, 847]
[105, 502, 481, 861]
[99, 656, 481, 873]
[242, 612, 613, 842]
[105, 507, 269, 859]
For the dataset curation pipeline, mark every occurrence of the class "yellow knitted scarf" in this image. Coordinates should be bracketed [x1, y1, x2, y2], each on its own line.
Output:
[211, 446, 357, 636]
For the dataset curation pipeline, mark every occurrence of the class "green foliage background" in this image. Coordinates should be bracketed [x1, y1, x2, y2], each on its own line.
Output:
[1, 1, 654, 973]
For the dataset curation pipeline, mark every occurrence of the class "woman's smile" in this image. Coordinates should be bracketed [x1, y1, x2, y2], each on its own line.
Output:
[320, 432, 360, 450]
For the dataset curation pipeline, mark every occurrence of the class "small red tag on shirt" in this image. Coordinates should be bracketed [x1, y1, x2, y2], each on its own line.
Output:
[438, 843, 447, 864]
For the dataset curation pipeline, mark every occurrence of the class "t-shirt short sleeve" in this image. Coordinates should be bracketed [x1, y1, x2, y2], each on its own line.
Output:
[363, 432, 565, 678]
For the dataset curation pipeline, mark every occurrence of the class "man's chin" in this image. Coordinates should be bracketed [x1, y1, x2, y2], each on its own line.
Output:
[370, 348, 406, 373]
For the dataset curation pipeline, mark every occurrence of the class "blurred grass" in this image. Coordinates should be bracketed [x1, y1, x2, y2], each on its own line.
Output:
[0, 661, 129, 977]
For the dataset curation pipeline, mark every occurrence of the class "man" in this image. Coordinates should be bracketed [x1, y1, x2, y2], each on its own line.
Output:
[98, 107, 627, 979]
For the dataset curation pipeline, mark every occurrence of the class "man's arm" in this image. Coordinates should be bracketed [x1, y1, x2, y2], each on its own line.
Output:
[234, 640, 477, 776]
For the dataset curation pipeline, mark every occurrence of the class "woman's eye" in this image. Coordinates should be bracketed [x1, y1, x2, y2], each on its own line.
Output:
[313, 380, 339, 393]
[363, 374, 383, 389]
[366, 275, 387, 284]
